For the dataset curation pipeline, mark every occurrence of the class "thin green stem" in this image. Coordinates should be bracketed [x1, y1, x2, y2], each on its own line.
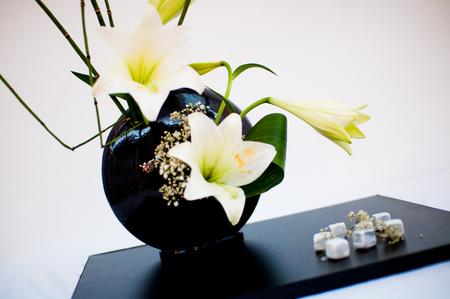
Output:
[81, 0, 103, 147]
[35, 0, 98, 77]
[177, 0, 191, 26]
[104, 122, 143, 147]
[72, 118, 119, 150]
[214, 61, 233, 125]
[2, 74, 133, 150]
[90, 0, 106, 26]
[104, 0, 114, 27]
[1, 73, 73, 150]
[239, 97, 271, 119]
[208, 88, 235, 115]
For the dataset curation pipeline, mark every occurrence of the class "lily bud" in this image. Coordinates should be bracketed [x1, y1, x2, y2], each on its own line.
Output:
[189, 62, 224, 76]
[268, 98, 370, 155]
[148, 0, 196, 24]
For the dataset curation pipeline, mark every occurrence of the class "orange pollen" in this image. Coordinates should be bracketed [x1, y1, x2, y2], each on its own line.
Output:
[234, 148, 255, 174]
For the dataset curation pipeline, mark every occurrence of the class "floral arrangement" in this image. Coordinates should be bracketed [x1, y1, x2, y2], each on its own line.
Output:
[1, 0, 369, 227]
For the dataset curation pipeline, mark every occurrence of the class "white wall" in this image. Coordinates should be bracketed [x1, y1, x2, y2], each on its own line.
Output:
[1, 0, 449, 266]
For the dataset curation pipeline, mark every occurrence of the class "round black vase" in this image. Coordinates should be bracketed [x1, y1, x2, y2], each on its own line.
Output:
[102, 88, 259, 251]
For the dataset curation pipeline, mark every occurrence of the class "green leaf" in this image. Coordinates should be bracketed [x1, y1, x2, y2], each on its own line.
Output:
[242, 113, 287, 197]
[231, 63, 277, 81]
[71, 71, 97, 86]
[111, 93, 148, 126]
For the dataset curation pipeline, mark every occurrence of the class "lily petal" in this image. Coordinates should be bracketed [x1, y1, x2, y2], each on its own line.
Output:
[168, 112, 276, 225]
[187, 112, 224, 178]
[167, 65, 204, 95]
[130, 83, 171, 122]
[183, 165, 246, 225]
[213, 141, 277, 186]
[167, 141, 195, 167]
[345, 123, 365, 139]
[92, 4, 204, 122]
[213, 184, 246, 226]
[218, 113, 243, 144]
[331, 139, 353, 155]
[150, 26, 199, 79]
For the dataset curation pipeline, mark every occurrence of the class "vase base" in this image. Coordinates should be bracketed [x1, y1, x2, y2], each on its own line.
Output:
[159, 232, 244, 263]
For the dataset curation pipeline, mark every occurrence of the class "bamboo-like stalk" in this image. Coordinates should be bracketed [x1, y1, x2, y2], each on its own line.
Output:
[35, 0, 129, 127]
[104, 0, 114, 27]
[1, 73, 74, 150]
[35, 0, 98, 77]
[81, 0, 104, 147]
[1, 73, 134, 150]
[177, 0, 191, 26]
[72, 119, 121, 150]
[104, 122, 143, 147]
[90, 0, 106, 26]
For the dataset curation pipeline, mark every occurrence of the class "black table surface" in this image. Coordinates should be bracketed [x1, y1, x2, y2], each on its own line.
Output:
[72, 195, 450, 299]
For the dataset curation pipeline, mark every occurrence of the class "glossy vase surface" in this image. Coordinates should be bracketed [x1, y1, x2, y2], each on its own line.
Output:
[102, 88, 259, 251]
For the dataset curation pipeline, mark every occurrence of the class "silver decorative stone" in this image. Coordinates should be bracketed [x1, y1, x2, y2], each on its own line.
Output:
[313, 232, 332, 251]
[372, 212, 391, 229]
[353, 228, 377, 249]
[328, 222, 347, 237]
[325, 238, 350, 259]
[384, 219, 405, 234]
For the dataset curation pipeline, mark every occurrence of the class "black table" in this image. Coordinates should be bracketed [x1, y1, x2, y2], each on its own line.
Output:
[72, 195, 450, 298]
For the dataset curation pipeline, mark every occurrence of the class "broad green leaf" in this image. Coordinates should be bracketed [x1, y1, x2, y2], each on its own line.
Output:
[242, 113, 287, 197]
[231, 63, 277, 81]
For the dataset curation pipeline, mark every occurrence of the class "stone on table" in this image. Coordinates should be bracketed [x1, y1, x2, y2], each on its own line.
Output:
[372, 212, 391, 230]
[325, 238, 350, 259]
[313, 232, 332, 251]
[384, 219, 405, 235]
[353, 228, 377, 249]
[328, 222, 347, 238]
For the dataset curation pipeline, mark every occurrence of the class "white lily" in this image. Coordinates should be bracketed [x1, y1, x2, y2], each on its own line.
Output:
[92, 4, 204, 122]
[268, 98, 370, 155]
[148, 0, 197, 24]
[168, 112, 276, 225]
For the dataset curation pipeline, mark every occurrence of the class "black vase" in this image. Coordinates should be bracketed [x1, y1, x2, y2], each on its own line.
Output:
[102, 88, 259, 251]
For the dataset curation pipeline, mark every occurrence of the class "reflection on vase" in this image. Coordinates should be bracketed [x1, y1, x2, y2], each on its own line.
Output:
[102, 88, 259, 251]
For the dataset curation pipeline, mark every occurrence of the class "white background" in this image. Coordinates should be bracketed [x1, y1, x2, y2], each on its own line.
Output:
[1, 0, 449, 298]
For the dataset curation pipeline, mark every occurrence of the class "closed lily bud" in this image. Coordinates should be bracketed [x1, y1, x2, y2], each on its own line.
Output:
[148, 0, 196, 24]
[189, 62, 224, 76]
[268, 98, 370, 155]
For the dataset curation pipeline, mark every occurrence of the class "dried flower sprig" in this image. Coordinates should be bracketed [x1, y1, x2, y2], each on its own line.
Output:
[140, 102, 209, 206]
[341, 210, 404, 243]
[376, 221, 405, 244]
